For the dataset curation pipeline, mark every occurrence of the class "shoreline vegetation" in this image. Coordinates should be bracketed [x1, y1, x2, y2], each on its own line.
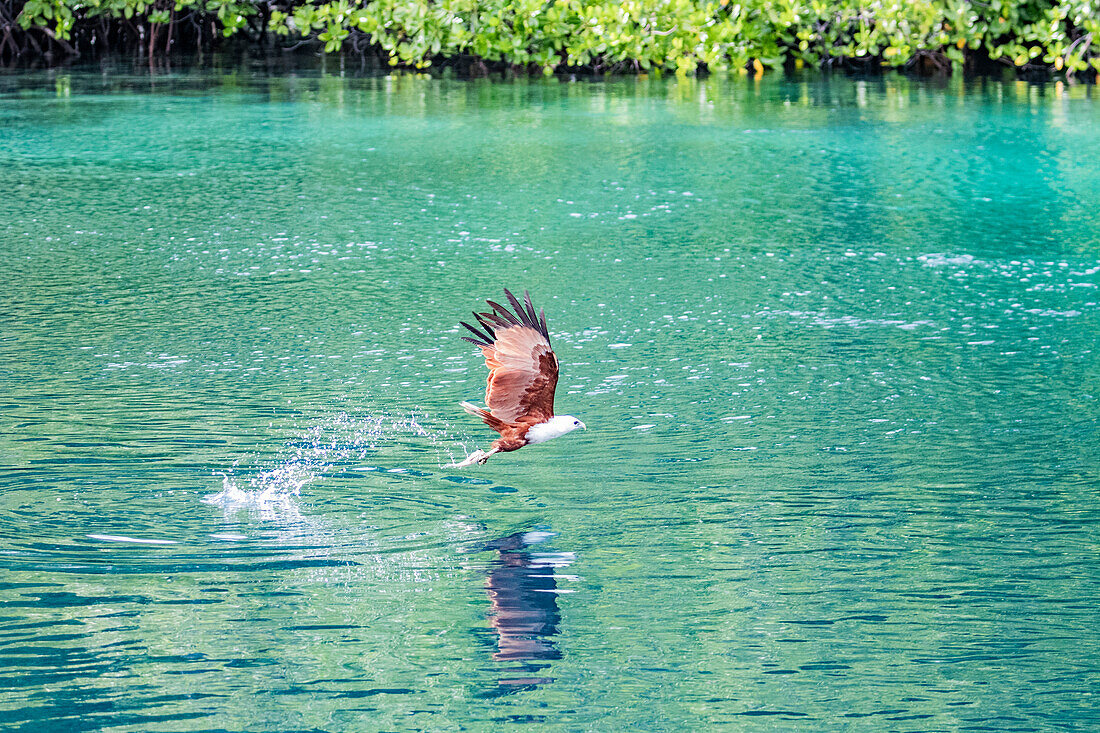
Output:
[2, 0, 1098, 80]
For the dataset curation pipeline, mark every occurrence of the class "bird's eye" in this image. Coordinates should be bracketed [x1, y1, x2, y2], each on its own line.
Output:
[573, 420, 579, 425]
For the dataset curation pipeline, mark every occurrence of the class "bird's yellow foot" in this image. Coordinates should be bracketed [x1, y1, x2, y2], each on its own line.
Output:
[447, 449, 486, 469]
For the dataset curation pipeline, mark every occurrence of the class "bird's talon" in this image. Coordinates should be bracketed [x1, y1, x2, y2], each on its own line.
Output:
[446, 449, 486, 469]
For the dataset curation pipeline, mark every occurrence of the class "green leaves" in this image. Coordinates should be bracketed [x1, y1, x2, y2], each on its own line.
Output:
[12, 0, 1100, 76]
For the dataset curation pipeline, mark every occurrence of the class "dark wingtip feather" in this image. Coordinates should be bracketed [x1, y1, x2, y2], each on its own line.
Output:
[458, 288, 553, 348]
[500, 287, 548, 340]
[522, 290, 539, 327]
[474, 312, 498, 334]
[486, 300, 521, 325]
[479, 312, 511, 329]
[460, 319, 493, 346]
[504, 289, 528, 324]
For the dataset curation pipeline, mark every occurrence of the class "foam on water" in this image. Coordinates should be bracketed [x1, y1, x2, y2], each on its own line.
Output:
[86, 534, 179, 545]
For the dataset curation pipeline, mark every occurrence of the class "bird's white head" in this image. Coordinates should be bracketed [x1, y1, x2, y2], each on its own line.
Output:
[525, 415, 587, 445]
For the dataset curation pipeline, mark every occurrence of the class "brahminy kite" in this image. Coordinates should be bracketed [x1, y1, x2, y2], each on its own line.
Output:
[447, 288, 585, 467]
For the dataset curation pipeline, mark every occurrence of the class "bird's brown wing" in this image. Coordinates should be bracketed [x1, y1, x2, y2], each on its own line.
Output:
[459, 289, 559, 425]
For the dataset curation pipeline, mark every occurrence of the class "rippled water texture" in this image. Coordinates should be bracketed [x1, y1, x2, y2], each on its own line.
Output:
[1, 67, 1099, 730]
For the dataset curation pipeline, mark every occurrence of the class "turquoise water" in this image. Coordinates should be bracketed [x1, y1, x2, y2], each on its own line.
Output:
[1, 67, 1099, 730]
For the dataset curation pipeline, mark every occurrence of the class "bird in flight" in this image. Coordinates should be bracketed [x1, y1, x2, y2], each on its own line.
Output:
[448, 288, 585, 467]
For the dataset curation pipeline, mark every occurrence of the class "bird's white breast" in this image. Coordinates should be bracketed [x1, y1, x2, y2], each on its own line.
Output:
[525, 418, 571, 444]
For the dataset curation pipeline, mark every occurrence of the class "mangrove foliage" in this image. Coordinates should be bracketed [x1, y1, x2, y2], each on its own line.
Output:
[3, 0, 1099, 78]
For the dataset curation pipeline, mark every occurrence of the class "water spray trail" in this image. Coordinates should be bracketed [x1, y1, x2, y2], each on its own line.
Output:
[203, 408, 462, 517]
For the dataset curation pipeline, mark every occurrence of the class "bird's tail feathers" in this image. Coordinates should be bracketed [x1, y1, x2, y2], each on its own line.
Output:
[460, 401, 507, 431]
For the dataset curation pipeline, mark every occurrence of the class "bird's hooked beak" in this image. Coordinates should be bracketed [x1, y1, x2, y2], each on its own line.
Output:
[579, 422, 587, 431]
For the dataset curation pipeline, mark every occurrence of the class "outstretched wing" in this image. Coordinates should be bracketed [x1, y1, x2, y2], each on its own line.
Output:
[459, 288, 559, 425]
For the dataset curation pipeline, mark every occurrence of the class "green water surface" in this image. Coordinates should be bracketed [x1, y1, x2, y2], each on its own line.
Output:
[1, 67, 1099, 731]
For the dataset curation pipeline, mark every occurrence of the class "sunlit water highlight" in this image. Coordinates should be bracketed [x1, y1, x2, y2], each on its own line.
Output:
[1, 66, 1099, 730]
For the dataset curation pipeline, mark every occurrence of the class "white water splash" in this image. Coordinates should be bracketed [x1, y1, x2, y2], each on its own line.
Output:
[203, 409, 457, 519]
[203, 467, 310, 522]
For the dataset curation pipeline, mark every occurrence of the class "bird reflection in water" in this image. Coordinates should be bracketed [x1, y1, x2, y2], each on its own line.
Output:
[481, 530, 575, 692]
